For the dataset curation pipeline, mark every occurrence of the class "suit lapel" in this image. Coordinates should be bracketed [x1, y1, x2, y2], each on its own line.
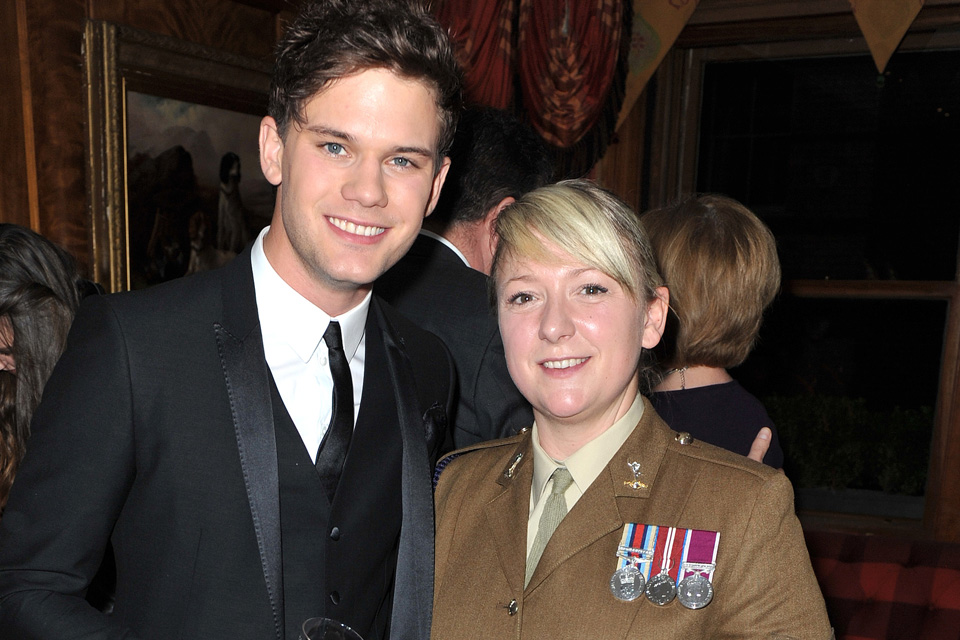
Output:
[372, 299, 435, 640]
[214, 250, 284, 640]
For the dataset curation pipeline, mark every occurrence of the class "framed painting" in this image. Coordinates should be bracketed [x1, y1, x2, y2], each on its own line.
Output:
[84, 20, 274, 292]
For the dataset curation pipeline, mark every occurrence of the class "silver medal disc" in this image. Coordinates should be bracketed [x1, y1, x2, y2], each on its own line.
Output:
[644, 572, 677, 606]
[610, 565, 645, 602]
[677, 573, 714, 609]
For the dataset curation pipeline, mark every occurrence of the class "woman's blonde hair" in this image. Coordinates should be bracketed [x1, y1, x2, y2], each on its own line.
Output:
[641, 194, 781, 369]
[491, 179, 663, 303]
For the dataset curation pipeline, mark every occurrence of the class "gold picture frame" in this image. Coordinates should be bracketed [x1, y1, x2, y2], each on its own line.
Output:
[84, 20, 272, 292]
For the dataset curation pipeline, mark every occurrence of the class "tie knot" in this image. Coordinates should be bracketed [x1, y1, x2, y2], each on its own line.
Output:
[323, 320, 344, 351]
[550, 467, 573, 495]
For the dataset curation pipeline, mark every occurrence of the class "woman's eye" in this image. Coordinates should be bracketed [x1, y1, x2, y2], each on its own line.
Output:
[507, 292, 534, 305]
[582, 284, 608, 295]
[323, 143, 345, 155]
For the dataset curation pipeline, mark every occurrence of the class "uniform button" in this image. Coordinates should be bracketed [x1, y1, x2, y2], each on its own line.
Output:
[330, 591, 340, 605]
[507, 599, 518, 616]
[330, 526, 341, 541]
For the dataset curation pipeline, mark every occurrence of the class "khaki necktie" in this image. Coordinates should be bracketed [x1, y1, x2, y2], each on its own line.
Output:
[525, 467, 574, 586]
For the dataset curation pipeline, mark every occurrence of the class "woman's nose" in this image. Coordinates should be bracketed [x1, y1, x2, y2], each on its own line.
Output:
[538, 296, 575, 342]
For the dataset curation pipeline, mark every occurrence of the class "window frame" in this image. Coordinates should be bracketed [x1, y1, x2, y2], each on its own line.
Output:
[632, 9, 960, 541]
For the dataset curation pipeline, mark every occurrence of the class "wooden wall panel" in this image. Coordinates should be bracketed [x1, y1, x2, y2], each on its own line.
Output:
[594, 89, 648, 215]
[0, 0, 30, 228]
[23, 0, 88, 267]
[91, 0, 278, 61]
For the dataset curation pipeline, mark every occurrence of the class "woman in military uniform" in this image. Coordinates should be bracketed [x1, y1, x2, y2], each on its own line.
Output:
[431, 180, 832, 639]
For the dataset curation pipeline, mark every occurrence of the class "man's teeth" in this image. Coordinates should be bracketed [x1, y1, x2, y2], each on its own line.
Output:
[543, 358, 587, 369]
[330, 217, 385, 237]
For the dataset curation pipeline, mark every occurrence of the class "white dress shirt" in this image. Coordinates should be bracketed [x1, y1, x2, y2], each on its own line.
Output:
[250, 227, 369, 462]
[527, 394, 645, 555]
[419, 229, 471, 267]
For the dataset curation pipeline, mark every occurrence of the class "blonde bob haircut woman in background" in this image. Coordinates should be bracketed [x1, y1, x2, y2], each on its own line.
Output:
[431, 180, 832, 639]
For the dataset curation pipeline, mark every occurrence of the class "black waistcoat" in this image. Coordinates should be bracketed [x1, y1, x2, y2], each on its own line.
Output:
[272, 317, 404, 640]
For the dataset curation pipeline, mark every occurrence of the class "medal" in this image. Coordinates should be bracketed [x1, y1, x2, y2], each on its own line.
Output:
[645, 571, 677, 605]
[645, 526, 678, 605]
[612, 524, 720, 608]
[676, 528, 721, 610]
[610, 564, 645, 602]
[677, 571, 714, 609]
[611, 524, 654, 602]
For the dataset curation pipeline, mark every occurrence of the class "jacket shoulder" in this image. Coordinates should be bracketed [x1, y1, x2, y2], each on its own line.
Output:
[665, 428, 778, 484]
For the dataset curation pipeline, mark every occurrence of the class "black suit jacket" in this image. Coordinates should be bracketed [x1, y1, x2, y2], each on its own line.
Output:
[377, 234, 532, 448]
[0, 248, 453, 640]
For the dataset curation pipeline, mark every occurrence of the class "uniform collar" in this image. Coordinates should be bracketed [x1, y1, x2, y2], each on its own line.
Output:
[530, 394, 645, 504]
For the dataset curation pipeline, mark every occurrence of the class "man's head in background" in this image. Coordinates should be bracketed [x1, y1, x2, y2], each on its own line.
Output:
[426, 106, 554, 275]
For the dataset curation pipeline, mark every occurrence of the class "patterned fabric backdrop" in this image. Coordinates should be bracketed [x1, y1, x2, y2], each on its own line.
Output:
[432, 0, 923, 177]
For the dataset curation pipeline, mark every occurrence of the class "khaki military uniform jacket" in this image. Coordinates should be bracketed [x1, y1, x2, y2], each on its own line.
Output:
[432, 397, 832, 640]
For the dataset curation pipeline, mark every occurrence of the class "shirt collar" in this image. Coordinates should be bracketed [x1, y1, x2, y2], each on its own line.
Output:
[419, 229, 471, 268]
[251, 226, 369, 363]
[530, 394, 645, 500]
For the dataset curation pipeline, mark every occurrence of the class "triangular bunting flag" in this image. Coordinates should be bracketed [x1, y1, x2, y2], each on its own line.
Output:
[617, 0, 699, 129]
[850, 0, 923, 73]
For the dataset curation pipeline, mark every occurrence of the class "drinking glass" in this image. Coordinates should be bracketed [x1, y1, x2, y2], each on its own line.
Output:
[298, 617, 363, 640]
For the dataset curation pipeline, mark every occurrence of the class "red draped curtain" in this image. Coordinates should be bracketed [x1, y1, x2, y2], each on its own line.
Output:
[432, 0, 629, 177]
[517, 0, 624, 149]
[432, 0, 516, 108]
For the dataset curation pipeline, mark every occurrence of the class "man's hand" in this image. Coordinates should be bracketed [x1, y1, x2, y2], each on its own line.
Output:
[748, 427, 772, 463]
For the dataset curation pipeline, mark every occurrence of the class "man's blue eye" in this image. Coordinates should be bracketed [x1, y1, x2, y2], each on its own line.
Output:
[324, 143, 344, 155]
[392, 157, 411, 167]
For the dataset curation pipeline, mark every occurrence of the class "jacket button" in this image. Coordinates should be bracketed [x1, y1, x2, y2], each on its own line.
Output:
[330, 591, 340, 605]
[330, 526, 341, 541]
[507, 599, 518, 616]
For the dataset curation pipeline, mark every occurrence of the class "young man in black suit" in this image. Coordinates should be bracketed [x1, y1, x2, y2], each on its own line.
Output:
[0, 2, 461, 639]
[378, 107, 554, 448]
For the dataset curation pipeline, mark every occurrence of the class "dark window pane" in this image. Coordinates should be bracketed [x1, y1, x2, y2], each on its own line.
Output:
[697, 50, 960, 281]
[734, 297, 941, 516]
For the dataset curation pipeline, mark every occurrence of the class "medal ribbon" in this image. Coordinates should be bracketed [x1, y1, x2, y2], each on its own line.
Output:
[657, 526, 685, 580]
[615, 523, 656, 577]
[678, 528, 720, 582]
[616, 524, 688, 581]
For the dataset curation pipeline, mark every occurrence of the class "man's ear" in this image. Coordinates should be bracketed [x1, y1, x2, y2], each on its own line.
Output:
[641, 286, 669, 349]
[477, 196, 514, 275]
[484, 196, 514, 248]
[424, 156, 452, 218]
[259, 116, 283, 186]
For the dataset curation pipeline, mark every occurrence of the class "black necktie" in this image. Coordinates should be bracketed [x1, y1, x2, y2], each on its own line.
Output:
[315, 320, 354, 502]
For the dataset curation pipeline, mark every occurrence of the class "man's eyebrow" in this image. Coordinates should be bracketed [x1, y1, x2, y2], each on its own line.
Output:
[304, 126, 355, 142]
[393, 145, 434, 158]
